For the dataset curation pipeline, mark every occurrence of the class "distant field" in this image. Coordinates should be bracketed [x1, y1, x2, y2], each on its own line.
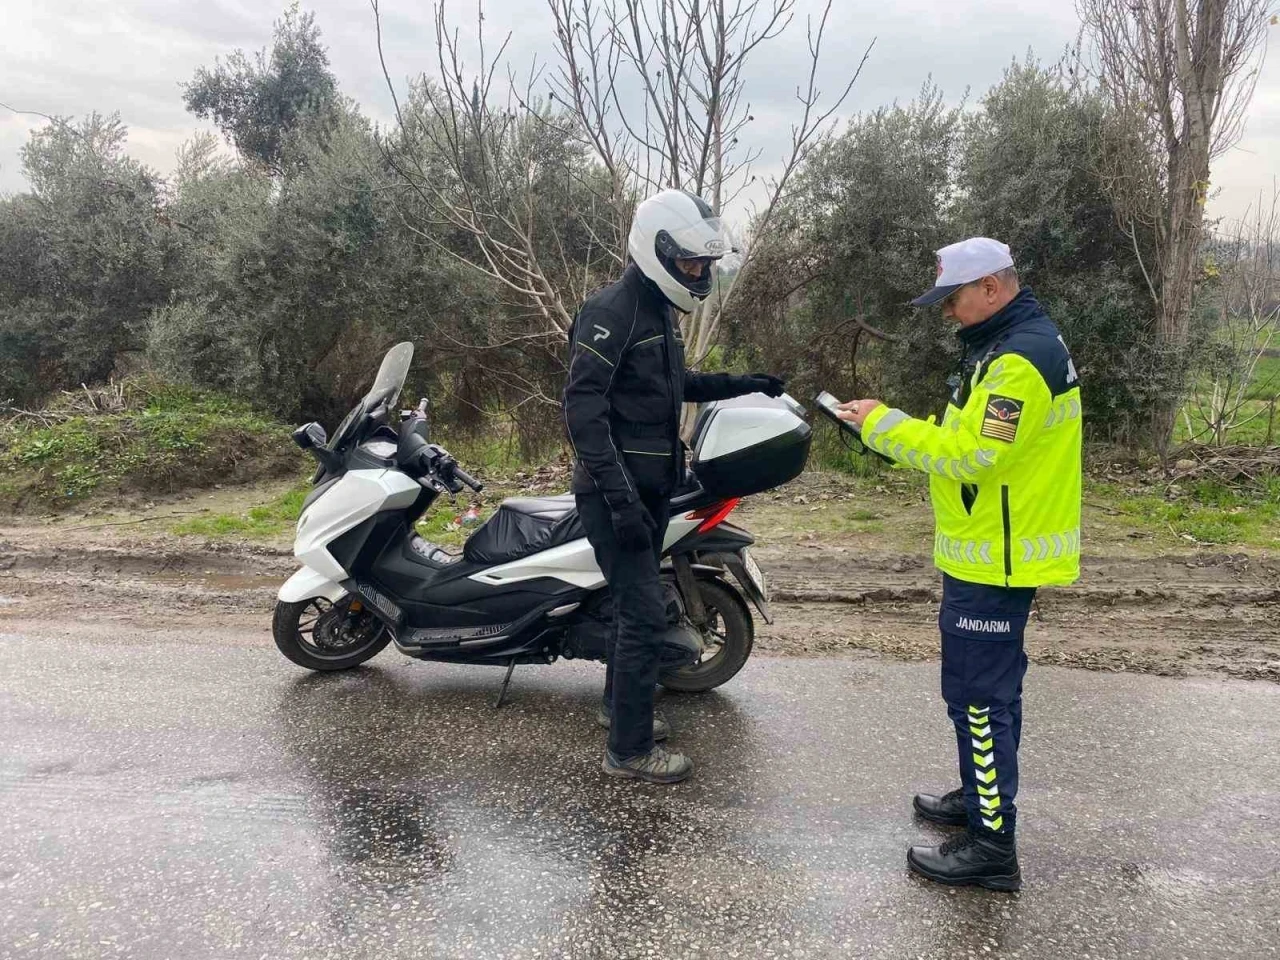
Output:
[1178, 346, 1280, 446]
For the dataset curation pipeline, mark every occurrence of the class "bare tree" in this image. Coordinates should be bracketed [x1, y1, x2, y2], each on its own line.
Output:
[372, 0, 871, 376]
[547, 0, 872, 366]
[1076, 0, 1273, 448]
[373, 0, 611, 339]
[1185, 187, 1280, 445]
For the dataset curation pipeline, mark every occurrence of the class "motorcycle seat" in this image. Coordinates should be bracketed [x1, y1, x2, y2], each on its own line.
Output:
[499, 495, 577, 521]
[463, 494, 585, 565]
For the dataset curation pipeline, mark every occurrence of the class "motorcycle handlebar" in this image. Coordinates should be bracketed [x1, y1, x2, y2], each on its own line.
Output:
[449, 464, 484, 493]
[404, 436, 483, 493]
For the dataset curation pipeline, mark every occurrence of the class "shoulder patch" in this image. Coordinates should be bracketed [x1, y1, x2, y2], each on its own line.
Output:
[981, 395, 1022, 443]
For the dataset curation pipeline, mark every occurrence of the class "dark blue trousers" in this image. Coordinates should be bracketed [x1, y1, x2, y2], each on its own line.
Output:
[939, 574, 1036, 837]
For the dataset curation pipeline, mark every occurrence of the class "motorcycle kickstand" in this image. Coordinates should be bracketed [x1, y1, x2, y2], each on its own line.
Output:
[494, 658, 517, 709]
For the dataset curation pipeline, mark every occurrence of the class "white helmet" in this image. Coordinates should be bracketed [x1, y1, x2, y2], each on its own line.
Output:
[628, 189, 728, 313]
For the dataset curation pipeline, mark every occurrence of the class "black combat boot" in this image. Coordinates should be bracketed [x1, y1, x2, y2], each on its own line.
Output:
[907, 829, 1021, 892]
[912, 787, 967, 827]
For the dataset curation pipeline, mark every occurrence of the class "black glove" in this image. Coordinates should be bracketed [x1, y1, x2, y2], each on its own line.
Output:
[738, 373, 786, 398]
[611, 501, 656, 552]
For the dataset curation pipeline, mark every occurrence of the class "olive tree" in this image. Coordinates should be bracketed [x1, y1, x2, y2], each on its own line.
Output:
[728, 84, 961, 413]
[956, 60, 1162, 442]
[0, 113, 171, 405]
[183, 4, 340, 174]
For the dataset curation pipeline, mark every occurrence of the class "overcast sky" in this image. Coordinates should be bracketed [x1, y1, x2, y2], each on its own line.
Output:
[2, 0, 1277, 230]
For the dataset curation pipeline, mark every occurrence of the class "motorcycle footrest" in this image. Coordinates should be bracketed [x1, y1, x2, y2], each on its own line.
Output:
[401, 622, 512, 648]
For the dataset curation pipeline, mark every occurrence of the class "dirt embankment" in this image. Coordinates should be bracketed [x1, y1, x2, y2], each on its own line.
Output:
[1, 527, 1277, 683]
[755, 544, 1280, 682]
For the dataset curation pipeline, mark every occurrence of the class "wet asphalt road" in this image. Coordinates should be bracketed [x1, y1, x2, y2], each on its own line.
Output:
[1, 622, 1278, 960]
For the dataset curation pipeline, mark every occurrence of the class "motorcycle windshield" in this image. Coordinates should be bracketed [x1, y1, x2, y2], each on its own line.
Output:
[328, 342, 414, 451]
[365, 341, 414, 410]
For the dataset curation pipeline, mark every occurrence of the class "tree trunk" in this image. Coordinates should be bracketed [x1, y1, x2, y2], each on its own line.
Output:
[1151, 140, 1211, 451]
[1079, 0, 1270, 453]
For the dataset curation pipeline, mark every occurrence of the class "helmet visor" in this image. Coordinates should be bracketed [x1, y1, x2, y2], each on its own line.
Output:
[656, 243, 717, 300]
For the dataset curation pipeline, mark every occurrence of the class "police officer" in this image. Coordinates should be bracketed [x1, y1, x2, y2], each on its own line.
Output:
[563, 189, 785, 785]
[838, 237, 1082, 890]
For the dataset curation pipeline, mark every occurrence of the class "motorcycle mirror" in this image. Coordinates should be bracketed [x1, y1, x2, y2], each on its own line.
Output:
[400, 399, 430, 424]
[417, 398, 431, 441]
[292, 422, 328, 450]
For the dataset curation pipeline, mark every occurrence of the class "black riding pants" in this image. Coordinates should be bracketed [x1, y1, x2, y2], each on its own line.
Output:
[575, 489, 671, 759]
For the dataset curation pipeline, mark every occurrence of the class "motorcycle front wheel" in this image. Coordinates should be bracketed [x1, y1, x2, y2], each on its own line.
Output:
[659, 578, 754, 693]
[272, 596, 392, 671]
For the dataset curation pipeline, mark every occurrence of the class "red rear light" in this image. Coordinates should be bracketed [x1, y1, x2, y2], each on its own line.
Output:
[686, 497, 741, 533]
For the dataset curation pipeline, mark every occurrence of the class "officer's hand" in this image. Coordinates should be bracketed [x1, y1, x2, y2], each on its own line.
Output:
[740, 373, 786, 398]
[837, 399, 884, 429]
[611, 502, 656, 552]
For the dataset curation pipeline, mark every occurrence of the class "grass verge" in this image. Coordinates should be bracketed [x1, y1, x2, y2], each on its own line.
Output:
[1087, 476, 1280, 549]
[171, 485, 310, 539]
[0, 379, 298, 512]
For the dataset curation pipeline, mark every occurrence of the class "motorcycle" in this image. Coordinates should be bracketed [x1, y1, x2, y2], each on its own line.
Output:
[273, 342, 812, 702]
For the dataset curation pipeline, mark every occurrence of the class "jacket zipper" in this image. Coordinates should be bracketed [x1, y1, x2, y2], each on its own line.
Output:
[1001, 484, 1013, 585]
[663, 308, 682, 487]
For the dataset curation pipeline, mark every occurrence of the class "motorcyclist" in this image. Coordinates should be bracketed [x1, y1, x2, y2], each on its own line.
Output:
[563, 188, 785, 784]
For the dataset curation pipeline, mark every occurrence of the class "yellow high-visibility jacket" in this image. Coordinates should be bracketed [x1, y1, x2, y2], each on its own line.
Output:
[860, 289, 1082, 587]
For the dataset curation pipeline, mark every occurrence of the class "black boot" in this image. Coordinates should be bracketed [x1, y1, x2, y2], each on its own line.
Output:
[912, 787, 967, 827]
[907, 830, 1021, 892]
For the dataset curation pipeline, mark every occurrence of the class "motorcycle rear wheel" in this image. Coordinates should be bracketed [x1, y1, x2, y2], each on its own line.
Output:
[273, 596, 392, 671]
[659, 578, 753, 693]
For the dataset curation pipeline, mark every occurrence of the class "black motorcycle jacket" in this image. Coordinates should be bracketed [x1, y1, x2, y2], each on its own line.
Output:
[563, 263, 752, 505]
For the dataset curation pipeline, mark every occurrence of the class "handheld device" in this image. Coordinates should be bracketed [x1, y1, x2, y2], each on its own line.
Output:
[812, 391, 894, 463]
[813, 391, 857, 435]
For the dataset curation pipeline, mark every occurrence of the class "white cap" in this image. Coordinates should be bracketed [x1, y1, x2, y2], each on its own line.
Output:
[912, 237, 1015, 306]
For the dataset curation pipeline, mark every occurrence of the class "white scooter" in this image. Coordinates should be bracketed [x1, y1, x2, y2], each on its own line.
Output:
[273, 343, 811, 703]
